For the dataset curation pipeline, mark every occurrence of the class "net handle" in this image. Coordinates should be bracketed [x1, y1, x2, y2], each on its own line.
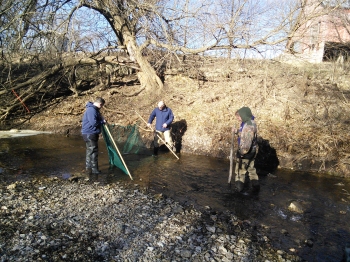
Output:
[104, 124, 133, 180]
[134, 110, 179, 160]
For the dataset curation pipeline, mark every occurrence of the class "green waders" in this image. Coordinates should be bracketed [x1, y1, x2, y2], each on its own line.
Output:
[235, 154, 259, 192]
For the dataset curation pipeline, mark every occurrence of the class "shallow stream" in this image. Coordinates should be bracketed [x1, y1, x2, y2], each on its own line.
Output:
[0, 134, 349, 262]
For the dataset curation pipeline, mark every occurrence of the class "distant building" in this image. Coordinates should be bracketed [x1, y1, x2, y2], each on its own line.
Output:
[289, 0, 350, 63]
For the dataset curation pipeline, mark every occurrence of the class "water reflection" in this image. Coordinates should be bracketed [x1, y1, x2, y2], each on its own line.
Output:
[0, 134, 350, 262]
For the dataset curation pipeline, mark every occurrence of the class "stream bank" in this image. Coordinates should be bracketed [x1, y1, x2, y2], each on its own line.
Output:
[2, 59, 350, 178]
[1, 134, 350, 261]
[0, 178, 302, 262]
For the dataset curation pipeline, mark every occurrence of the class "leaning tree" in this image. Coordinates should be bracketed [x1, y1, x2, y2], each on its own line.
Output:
[1, 0, 344, 121]
[1, 0, 225, 121]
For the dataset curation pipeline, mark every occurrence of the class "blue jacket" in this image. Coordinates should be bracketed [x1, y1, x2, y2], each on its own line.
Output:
[148, 107, 174, 132]
[81, 102, 104, 135]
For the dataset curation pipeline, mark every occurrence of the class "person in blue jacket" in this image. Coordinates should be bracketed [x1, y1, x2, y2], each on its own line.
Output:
[147, 101, 174, 156]
[81, 97, 106, 174]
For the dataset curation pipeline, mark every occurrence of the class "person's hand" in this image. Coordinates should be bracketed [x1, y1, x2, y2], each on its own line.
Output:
[162, 123, 167, 128]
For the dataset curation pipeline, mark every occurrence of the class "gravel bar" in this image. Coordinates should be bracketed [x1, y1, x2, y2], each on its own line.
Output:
[0, 177, 301, 261]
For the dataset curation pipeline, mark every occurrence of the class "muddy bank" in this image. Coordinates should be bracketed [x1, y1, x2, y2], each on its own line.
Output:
[3, 60, 350, 177]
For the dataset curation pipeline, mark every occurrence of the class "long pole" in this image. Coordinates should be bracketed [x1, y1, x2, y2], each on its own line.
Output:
[228, 130, 235, 184]
[104, 124, 133, 180]
[134, 110, 179, 160]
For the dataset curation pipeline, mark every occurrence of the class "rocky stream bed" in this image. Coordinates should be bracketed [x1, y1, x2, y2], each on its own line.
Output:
[0, 177, 301, 262]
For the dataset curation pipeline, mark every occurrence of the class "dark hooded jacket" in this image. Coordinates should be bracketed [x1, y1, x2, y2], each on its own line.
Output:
[237, 107, 257, 156]
[81, 102, 104, 135]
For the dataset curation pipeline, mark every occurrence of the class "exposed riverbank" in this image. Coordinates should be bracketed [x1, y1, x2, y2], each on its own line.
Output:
[0, 177, 301, 261]
[1, 133, 350, 261]
[2, 58, 350, 177]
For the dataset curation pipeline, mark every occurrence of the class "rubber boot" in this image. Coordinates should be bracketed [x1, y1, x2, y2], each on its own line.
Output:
[235, 181, 244, 192]
[251, 179, 260, 193]
[153, 147, 159, 156]
[91, 165, 101, 174]
[91, 152, 101, 174]
[85, 141, 94, 175]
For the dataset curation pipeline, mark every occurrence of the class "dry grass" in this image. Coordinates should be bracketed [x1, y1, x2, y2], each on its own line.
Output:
[8, 57, 350, 177]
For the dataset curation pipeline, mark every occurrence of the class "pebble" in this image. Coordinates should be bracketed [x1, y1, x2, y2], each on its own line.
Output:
[0, 178, 302, 261]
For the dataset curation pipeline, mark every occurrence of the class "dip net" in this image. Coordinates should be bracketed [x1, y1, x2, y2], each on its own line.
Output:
[101, 123, 150, 177]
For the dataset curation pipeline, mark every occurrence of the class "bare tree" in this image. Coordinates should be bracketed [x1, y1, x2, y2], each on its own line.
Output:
[1, 0, 349, 121]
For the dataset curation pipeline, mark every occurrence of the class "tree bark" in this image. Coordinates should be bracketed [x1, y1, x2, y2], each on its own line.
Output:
[126, 39, 163, 90]
[84, 1, 164, 91]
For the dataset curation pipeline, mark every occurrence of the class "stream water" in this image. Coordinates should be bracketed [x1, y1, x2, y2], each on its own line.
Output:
[0, 134, 349, 262]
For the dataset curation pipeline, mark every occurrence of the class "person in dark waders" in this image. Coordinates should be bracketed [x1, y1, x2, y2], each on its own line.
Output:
[232, 106, 260, 193]
[81, 97, 106, 174]
[147, 101, 174, 156]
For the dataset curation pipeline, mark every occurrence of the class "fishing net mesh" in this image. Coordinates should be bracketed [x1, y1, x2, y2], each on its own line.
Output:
[101, 123, 150, 175]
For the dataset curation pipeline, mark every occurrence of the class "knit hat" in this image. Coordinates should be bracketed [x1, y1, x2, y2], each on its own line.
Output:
[237, 107, 253, 125]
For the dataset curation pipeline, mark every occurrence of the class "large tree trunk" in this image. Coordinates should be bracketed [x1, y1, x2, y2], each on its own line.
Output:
[82, 1, 164, 91]
[125, 38, 163, 90]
